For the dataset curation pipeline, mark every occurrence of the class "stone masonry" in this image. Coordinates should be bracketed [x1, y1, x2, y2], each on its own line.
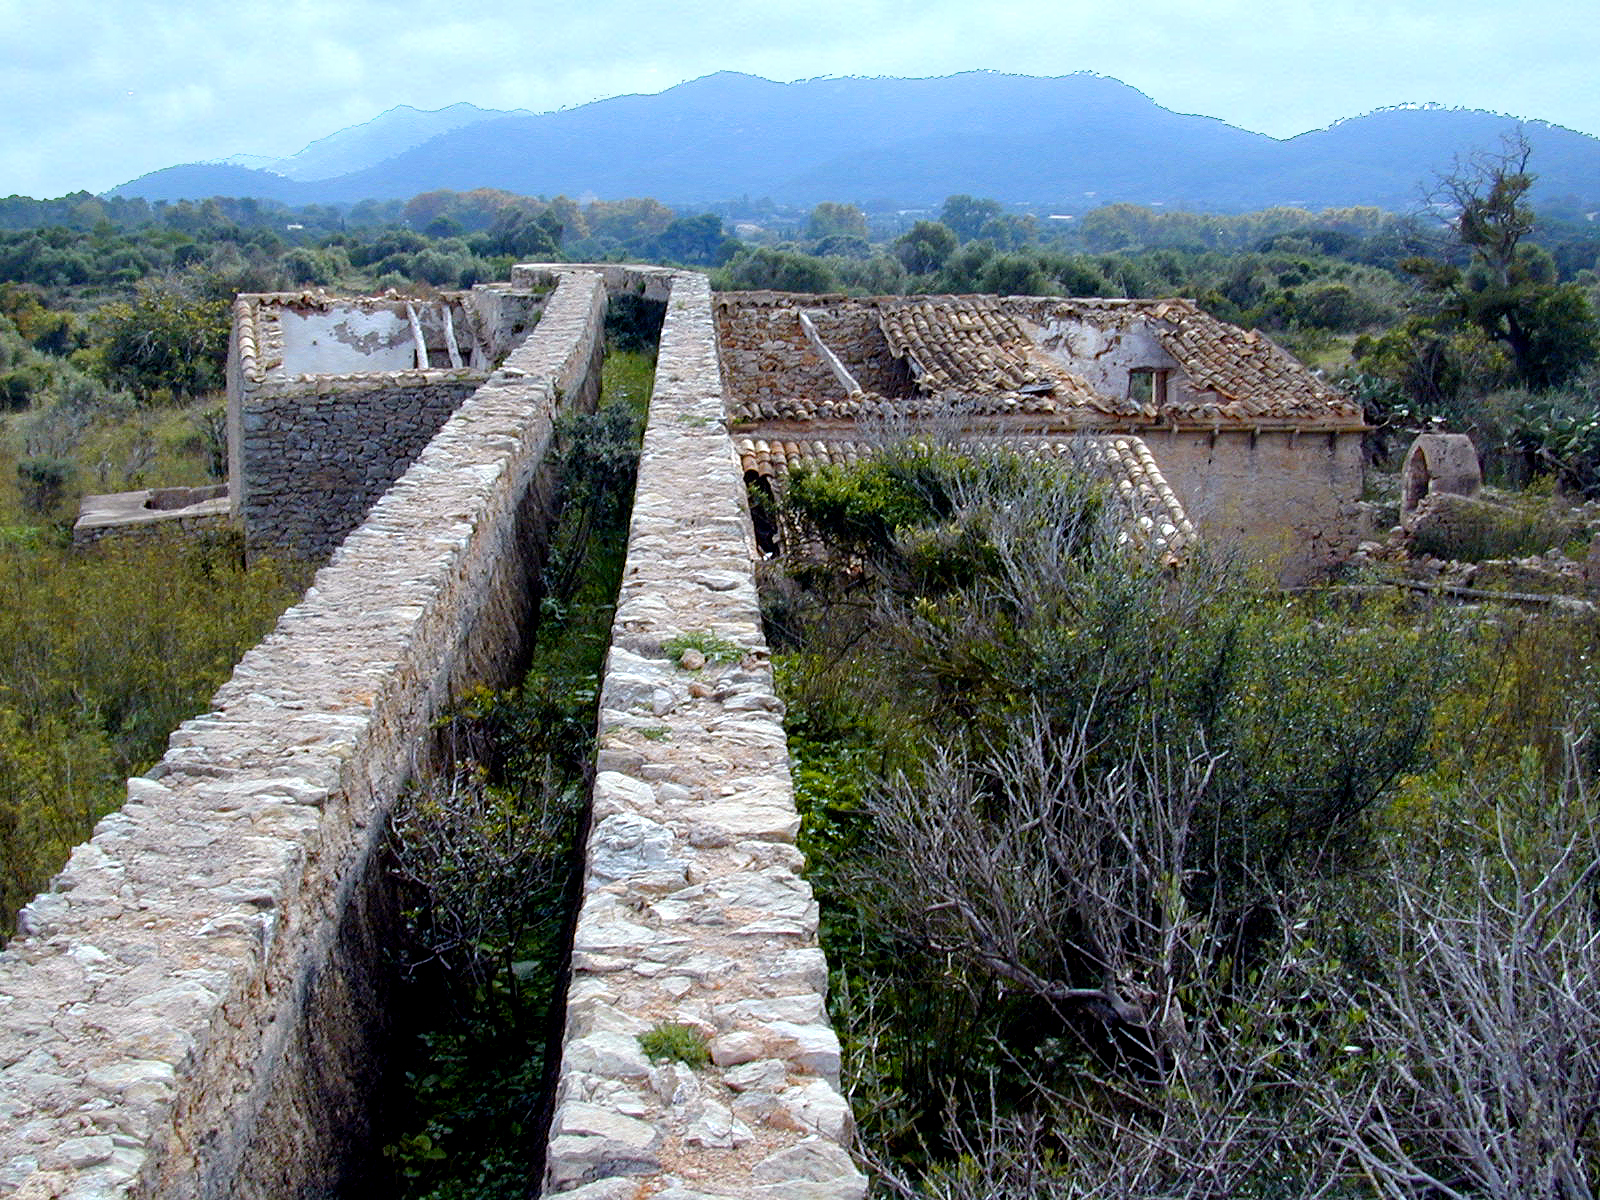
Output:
[0, 270, 607, 1198]
[227, 286, 546, 560]
[0, 266, 864, 1199]
[4, 265, 1350, 1197]
[540, 271, 866, 1199]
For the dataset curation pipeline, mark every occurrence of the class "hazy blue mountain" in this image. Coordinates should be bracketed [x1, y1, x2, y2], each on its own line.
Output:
[269, 102, 530, 181]
[109, 72, 1600, 212]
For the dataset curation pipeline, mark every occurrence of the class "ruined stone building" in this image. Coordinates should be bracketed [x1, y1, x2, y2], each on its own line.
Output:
[718, 291, 1364, 579]
[19, 267, 1362, 1200]
[82, 277, 1360, 581]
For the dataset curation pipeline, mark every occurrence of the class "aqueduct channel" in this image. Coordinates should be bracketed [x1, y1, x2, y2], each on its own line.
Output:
[0, 267, 863, 1199]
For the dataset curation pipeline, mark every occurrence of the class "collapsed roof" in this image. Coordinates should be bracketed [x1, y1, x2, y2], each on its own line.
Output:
[716, 292, 1363, 430]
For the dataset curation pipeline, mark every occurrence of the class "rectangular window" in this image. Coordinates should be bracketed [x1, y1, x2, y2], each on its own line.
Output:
[1128, 367, 1170, 408]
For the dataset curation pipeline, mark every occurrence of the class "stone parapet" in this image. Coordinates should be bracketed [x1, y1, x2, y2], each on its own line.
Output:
[541, 273, 866, 1198]
[0, 271, 609, 1199]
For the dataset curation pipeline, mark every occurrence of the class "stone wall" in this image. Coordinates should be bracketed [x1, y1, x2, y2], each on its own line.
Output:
[72, 487, 234, 548]
[542, 272, 866, 1199]
[227, 286, 549, 561]
[804, 303, 910, 398]
[233, 376, 482, 559]
[1152, 428, 1365, 581]
[0, 270, 608, 1199]
[715, 295, 844, 415]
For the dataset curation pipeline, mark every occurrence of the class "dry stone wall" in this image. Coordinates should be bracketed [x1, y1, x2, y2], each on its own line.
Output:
[542, 272, 866, 1200]
[0, 270, 608, 1199]
[715, 296, 843, 417]
[227, 286, 548, 561]
[234, 377, 481, 559]
[0, 264, 860, 1200]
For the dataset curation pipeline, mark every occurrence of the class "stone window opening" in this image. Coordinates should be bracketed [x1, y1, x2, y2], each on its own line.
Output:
[1128, 367, 1171, 408]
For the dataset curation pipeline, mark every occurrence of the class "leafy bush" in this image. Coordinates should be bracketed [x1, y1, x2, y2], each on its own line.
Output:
[93, 281, 229, 404]
[15, 455, 71, 515]
[715, 246, 839, 293]
[767, 439, 1458, 1186]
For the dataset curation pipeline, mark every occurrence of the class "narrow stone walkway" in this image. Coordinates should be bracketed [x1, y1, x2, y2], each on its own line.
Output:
[541, 272, 866, 1199]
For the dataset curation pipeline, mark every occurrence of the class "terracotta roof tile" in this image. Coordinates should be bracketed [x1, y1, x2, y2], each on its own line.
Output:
[1029, 298, 1361, 425]
[877, 298, 1086, 414]
[718, 292, 1360, 431]
[735, 433, 1196, 558]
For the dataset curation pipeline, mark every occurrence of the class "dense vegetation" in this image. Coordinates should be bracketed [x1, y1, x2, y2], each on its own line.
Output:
[0, 534, 306, 933]
[764, 438, 1600, 1196]
[379, 342, 653, 1199]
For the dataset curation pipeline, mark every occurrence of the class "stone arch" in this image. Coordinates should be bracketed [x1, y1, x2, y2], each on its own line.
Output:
[1401, 433, 1481, 521]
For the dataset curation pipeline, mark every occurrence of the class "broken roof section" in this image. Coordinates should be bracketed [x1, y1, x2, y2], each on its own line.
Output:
[878, 298, 1067, 407]
[233, 286, 545, 391]
[736, 432, 1198, 560]
[716, 292, 1362, 431]
[1017, 297, 1362, 426]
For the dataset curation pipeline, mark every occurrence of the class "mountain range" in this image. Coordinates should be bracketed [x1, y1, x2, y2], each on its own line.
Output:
[215, 102, 531, 181]
[108, 72, 1600, 213]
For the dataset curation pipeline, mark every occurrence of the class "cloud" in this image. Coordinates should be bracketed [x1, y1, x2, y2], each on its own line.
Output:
[0, 0, 1595, 198]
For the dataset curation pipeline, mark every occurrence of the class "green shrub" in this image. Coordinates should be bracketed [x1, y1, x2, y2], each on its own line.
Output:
[15, 456, 71, 515]
[767, 437, 1454, 1180]
[92, 282, 228, 404]
[637, 1022, 710, 1068]
[0, 537, 304, 934]
[662, 630, 744, 667]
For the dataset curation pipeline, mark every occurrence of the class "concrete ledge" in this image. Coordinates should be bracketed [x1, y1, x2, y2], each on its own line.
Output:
[72, 487, 233, 547]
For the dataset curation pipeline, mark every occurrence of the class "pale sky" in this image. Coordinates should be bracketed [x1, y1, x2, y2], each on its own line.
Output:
[1, 0, 1594, 199]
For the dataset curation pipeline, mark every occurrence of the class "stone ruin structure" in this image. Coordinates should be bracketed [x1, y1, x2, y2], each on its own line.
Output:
[1367, 432, 1600, 602]
[719, 292, 1365, 579]
[5, 270, 1361, 1199]
[73, 284, 546, 554]
[72, 486, 231, 548]
[226, 285, 547, 559]
[1400, 432, 1483, 519]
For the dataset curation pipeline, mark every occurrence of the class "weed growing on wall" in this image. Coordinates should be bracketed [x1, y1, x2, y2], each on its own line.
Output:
[662, 630, 745, 667]
[637, 1023, 711, 1068]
